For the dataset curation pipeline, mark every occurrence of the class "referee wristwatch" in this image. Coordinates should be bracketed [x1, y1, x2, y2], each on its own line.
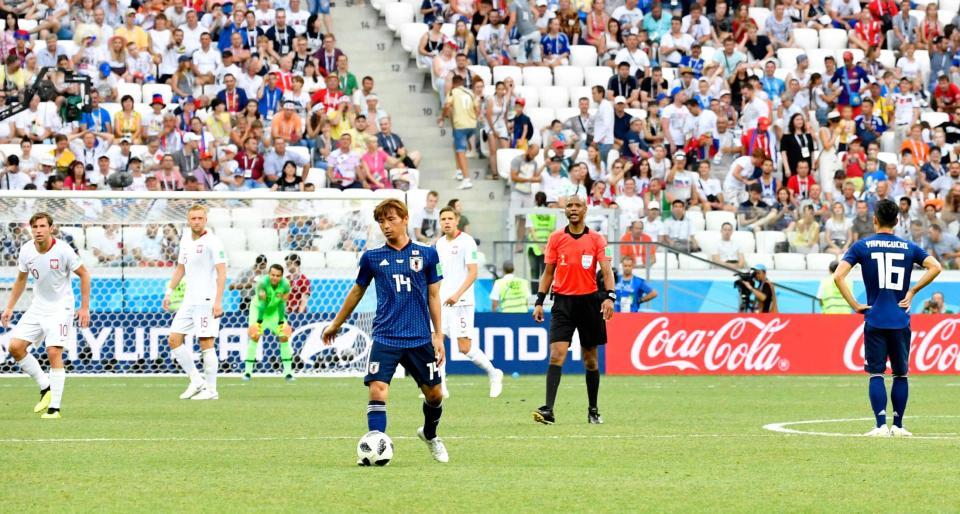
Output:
[604, 291, 616, 302]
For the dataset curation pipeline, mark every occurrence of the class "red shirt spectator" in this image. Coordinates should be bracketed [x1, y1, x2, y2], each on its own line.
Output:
[933, 77, 960, 110]
[620, 229, 654, 266]
[741, 118, 774, 160]
[787, 173, 817, 200]
[867, 0, 898, 20]
[235, 151, 264, 181]
[855, 19, 883, 47]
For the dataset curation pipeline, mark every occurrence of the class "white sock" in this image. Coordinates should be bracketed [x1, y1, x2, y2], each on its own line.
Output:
[171, 345, 202, 382]
[201, 348, 218, 392]
[465, 346, 496, 375]
[49, 368, 65, 410]
[16, 354, 50, 390]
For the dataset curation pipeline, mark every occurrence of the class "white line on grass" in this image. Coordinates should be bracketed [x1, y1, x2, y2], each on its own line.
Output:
[763, 416, 960, 440]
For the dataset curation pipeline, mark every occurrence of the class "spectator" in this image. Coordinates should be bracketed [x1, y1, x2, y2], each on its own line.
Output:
[922, 292, 953, 314]
[591, 86, 615, 161]
[507, 0, 542, 65]
[607, 62, 640, 107]
[738, 183, 777, 232]
[327, 133, 371, 190]
[824, 202, 854, 256]
[285, 253, 311, 314]
[90, 224, 123, 266]
[509, 98, 533, 150]
[377, 117, 421, 169]
[743, 264, 778, 313]
[642, 205, 665, 242]
[927, 224, 960, 269]
[663, 199, 697, 252]
[788, 204, 821, 253]
[712, 222, 745, 268]
[852, 200, 877, 240]
[540, 18, 570, 68]
[0, 156, 31, 190]
[489, 260, 531, 313]
[614, 255, 658, 313]
[928, 162, 960, 198]
[786, 161, 817, 201]
[443, 74, 478, 190]
[620, 219, 656, 268]
[411, 190, 441, 244]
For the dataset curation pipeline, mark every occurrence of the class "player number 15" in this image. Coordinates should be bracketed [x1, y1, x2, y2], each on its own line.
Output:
[392, 274, 411, 292]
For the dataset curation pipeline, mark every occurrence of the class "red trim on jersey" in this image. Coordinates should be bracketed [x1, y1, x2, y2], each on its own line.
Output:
[35, 237, 56, 254]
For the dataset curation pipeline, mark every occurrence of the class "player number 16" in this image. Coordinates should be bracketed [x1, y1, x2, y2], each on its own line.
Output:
[392, 274, 411, 292]
[870, 252, 905, 291]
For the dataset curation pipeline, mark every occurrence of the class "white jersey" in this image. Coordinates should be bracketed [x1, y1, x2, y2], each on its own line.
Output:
[435, 232, 478, 306]
[17, 238, 81, 314]
[177, 230, 227, 307]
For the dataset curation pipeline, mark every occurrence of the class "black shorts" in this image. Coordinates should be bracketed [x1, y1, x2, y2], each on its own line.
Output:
[549, 293, 607, 347]
[863, 324, 911, 376]
[363, 341, 442, 387]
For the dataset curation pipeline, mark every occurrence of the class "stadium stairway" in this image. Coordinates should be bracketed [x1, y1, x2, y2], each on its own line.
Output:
[333, 5, 506, 256]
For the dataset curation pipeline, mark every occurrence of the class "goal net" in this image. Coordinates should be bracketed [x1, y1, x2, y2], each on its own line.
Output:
[0, 190, 409, 377]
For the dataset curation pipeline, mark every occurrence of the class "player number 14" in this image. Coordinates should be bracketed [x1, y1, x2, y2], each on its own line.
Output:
[870, 252, 905, 290]
[392, 274, 411, 292]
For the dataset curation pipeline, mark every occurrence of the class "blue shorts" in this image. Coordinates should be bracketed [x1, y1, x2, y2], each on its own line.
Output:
[863, 324, 911, 376]
[453, 128, 472, 152]
[364, 341, 441, 387]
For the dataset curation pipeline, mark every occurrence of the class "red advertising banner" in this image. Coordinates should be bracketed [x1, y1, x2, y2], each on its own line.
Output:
[606, 314, 960, 375]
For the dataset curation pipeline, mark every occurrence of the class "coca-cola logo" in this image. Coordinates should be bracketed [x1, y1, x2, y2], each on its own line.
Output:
[630, 317, 787, 372]
[843, 319, 960, 372]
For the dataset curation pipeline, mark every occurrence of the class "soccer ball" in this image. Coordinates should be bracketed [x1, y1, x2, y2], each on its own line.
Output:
[357, 430, 393, 466]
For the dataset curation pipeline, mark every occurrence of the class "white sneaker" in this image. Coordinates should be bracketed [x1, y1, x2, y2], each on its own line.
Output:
[417, 427, 449, 463]
[191, 389, 219, 400]
[465, 150, 479, 159]
[864, 425, 891, 437]
[455, 170, 464, 180]
[179, 379, 206, 400]
[489, 369, 504, 398]
[457, 179, 473, 189]
[890, 426, 913, 437]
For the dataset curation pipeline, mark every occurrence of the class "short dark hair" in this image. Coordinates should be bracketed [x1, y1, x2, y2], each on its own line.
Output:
[373, 198, 409, 222]
[874, 199, 899, 228]
[439, 205, 459, 218]
[672, 199, 685, 207]
[29, 212, 54, 227]
[269, 263, 285, 274]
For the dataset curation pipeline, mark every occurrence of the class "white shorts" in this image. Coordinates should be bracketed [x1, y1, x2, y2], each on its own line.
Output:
[510, 190, 535, 210]
[10, 309, 75, 348]
[441, 305, 475, 340]
[170, 304, 220, 338]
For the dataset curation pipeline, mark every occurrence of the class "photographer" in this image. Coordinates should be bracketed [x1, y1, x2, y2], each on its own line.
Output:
[738, 264, 778, 313]
[922, 292, 953, 314]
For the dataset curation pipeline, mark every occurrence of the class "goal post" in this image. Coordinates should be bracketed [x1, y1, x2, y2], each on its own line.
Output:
[0, 190, 413, 377]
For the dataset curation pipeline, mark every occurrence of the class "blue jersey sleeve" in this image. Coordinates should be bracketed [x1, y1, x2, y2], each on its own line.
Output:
[356, 251, 373, 287]
[841, 241, 862, 267]
[637, 278, 653, 296]
[910, 241, 929, 266]
[425, 247, 442, 285]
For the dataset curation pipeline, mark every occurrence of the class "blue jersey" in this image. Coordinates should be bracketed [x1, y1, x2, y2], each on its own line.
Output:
[842, 233, 929, 329]
[356, 241, 442, 348]
[614, 275, 653, 313]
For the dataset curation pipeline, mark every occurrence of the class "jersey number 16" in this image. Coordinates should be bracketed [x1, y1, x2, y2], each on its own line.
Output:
[392, 273, 411, 292]
[870, 252, 905, 291]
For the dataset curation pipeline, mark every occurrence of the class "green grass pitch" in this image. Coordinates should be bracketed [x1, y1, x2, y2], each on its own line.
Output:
[3, 374, 960, 512]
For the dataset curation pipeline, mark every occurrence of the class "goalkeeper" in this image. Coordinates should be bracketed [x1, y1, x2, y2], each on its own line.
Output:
[245, 264, 295, 382]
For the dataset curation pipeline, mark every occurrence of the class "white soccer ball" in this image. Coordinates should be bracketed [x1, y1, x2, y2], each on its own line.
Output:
[357, 430, 393, 466]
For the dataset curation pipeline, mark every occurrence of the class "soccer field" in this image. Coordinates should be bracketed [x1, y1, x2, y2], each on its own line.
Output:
[3, 375, 960, 512]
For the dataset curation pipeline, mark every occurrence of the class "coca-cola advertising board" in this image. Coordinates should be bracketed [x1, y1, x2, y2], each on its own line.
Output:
[606, 314, 960, 375]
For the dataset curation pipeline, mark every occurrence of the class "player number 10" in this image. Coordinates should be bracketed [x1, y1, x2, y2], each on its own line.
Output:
[870, 252, 905, 290]
[392, 274, 411, 292]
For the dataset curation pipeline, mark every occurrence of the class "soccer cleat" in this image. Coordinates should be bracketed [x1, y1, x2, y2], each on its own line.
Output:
[489, 369, 504, 398]
[532, 406, 555, 425]
[864, 426, 891, 437]
[588, 408, 604, 424]
[242, 373, 251, 382]
[190, 389, 219, 401]
[890, 426, 913, 437]
[285, 374, 296, 383]
[417, 427, 449, 463]
[34, 387, 51, 413]
[41, 408, 61, 419]
[179, 379, 206, 400]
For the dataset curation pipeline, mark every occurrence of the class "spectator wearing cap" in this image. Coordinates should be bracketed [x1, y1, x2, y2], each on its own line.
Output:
[271, 100, 304, 144]
[33, 156, 57, 189]
[171, 55, 198, 101]
[665, 151, 699, 206]
[607, 62, 640, 107]
[432, 40, 458, 111]
[125, 157, 148, 190]
[540, 151, 567, 206]
[612, 96, 633, 148]
[540, 18, 571, 68]
[830, 51, 869, 115]
[171, 132, 202, 178]
[613, 29, 651, 77]
[509, 97, 533, 150]
[107, 137, 137, 171]
[115, 8, 148, 50]
[741, 116, 775, 161]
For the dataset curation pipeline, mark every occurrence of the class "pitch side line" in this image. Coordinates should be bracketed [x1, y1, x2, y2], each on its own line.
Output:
[763, 416, 960, 439]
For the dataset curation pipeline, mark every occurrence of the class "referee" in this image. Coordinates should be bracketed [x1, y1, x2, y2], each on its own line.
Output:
[532, 196, 615, 425]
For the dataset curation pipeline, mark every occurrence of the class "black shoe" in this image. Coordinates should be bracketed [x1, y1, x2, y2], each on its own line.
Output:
[588, 408, 604, 424]
[532, 405, 555, 425]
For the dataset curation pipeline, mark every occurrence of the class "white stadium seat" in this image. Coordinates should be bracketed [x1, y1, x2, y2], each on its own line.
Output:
[921, 112, 950, 127]
[569, 45, 598, 67]
[806, 253, 837, 271]
[568, 86, 593, 107]
[215, 228, 248, 253]
[793, 28, 819, 50]
[60, 226, 86, 250]
[746, 253, 774, 270]
[818, 29, 848, 50]
[755, 231, 786, 254]
[522, 66, 553, 87]
[492, 65, 522, 85]
[298, 251, 327, 269]
[468, 65, 492, 86]
[525, 107, 555, 133]
[693, 230, 721, 256]
[496, 148, 523, 180]
[553, 66, 584, 87]
[231, 208, 263, 230]
[730, 231, 756, 254]
[230, 251, 259, 268]
[777, 48, 805, 70]
[116, 82, 142, 103]
[208, 207, 231, 228]
[878, 50, 896, 70]
[326, 250, 359, 268]
[537, 86, 570, 109]
[247, 228, 280, 252]
[514, 85, 540, 108]
[749, 7, 771, 34]
[583, 66, 613, 88]
[686, 210, 705, 231]
[383, 2, 413, 32]
[555, 107, 578, 123]
[705, 210, 736, 231]
[678, 252, 712, 270]
[938, 9, 954, 27]
[941, 0, 960, 14]
[624, 108, 647, 120]
[370, 0, 397, 13]
[399, 22, 427, 53]
[774, 253, 807, 270]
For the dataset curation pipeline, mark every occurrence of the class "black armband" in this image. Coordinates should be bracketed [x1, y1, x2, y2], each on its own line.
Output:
[605, 290, 616, 301]
[535, 292, 546, 306]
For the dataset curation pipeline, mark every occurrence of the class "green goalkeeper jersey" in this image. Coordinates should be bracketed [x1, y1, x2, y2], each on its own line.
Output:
[252, 276, 291, 321]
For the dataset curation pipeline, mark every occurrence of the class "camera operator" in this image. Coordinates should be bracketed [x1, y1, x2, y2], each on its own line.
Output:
[739, 264, 778, 313]
[922, 292, 953, 314]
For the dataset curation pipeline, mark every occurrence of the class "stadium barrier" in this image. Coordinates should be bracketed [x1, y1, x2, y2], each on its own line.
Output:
[606, 314, 960, 375]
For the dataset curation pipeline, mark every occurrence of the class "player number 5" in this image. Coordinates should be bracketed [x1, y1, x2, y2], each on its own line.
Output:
[392, 274, 411, 292]
[870, 252, 905, 291]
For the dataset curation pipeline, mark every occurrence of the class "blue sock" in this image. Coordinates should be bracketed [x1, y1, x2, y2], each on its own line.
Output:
[868, 376, 887, 428]
[891, 376, 908, 428]
[367, 401, 387, 432]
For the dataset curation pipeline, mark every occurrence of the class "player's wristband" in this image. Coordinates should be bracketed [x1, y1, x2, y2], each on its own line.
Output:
[535, 292, 546, 306]
[605, 290, 616, 301]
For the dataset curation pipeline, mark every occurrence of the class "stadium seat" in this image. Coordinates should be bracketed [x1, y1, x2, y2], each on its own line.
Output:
[492, 65, 522, 85]
[59, 226, 86, 250]
[216, 227, 248, 253]
[116, 82, 142, 103]
[78, 249, 98, 269]
[553, 66, 583, 87]
[142, 84, 173, 105]
[247, 228, 280, 252]
[58, 40, 79, 58]
[777, 48, 805, 70]
[287, 146, 310, 166]
[913, 49, 931, 81]
[879, 131, 896, 153]
[583, 66, 612, 88]
[793, 28, 818, 50]
[806, 48, 833, 71]
[678, 252, 712, 270]
[522, 66, 553, 87]
[370, 0, 397, 13]
[555, 107, 578, 123]
[497, 149, 523, 180]
[755, 231, 786, 254]
[942, 0, 960, 15]
[877, 152, 898, 166]
[207, 207, 231, 228]
[699, 46, 716, 63]
[749, 7, 771, 34]
[705, 211, 736, 231]
[439, 23, 455, 38]
[624, 108, 647, 120]
[326, 250, 359, 268]
[661, 68, 677, 81]
[730, 231, 756, 254]
[818, 29, 848, 50]
[921, 111, 949, 127]
[229, 251, 259, 268]
[937, 9, 953, 27]
[806, 253, 836, 271]
[568, 86, 593, 107]
[569, 45, 598, 67]
[298, 251, 326, 269]
[907, 9, 924, 24]
[653, 251, 679, 270]
[686, 210, 705, 231]
[514, 85, 540, 108]
[307, 168, 327, 188]
[101, 102, 121, 120]
[525, 107, 555, 134]
[383, 2, 413, 32]
[537, 86, 570, 109]
[745, 253, 774, 270]
[693, 230, 721, 256]
[468, 65, 492, 86]
[231, 208, 263, 230]
[774, 253, 806, 270]
[399, 22, 427, 53]
[202, 84, 225, 99]
[877, 50, 896, 70]
[16, 19, 38, 31]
